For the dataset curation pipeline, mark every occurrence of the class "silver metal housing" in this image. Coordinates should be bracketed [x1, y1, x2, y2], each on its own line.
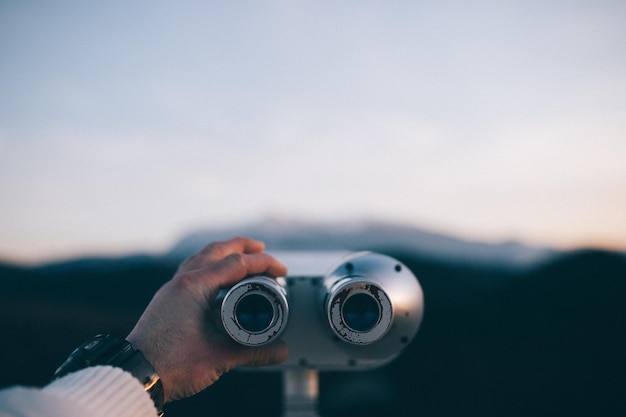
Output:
[220, 251, 424, 369]
[261, 251, 424, 370]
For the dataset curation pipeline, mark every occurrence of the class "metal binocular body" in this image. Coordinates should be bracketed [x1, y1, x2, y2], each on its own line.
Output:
[218, 251, 424, 370]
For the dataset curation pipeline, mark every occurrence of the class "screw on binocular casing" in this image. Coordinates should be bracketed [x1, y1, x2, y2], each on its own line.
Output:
[395, 264, 402, 272]
[345, 262, 353, 272]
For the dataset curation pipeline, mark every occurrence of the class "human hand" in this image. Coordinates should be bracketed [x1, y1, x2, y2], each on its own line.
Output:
[126, 237, 289, 403]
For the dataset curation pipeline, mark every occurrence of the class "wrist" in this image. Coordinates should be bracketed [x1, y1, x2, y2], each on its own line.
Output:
[54, 334, 164, 415]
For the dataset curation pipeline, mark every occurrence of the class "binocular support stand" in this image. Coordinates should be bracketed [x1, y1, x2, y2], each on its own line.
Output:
[283, 369, 320, 417]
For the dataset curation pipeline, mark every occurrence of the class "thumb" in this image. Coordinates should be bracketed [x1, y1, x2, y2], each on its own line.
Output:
[240, 342, 289, 367]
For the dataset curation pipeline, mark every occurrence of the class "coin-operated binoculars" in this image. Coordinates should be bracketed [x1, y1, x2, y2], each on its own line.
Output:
[219, 251, 424, 417]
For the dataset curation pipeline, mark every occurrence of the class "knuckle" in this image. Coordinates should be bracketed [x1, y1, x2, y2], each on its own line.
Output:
[172, 271, 198, 291]
[225, 252, 246, 267]
[205, 241, 226, 255]
[249, 347, 271, 366]
[204, 236, 246, 257]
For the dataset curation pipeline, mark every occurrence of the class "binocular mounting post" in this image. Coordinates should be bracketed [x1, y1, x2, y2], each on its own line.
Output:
[282, 369, 319, 417]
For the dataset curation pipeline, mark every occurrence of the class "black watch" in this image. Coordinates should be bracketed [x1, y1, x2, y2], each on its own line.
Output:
[53, 334, 164, 415]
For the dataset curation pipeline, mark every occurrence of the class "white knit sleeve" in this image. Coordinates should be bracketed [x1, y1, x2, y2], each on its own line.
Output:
[0, 366, 158, 417]
[46, 366, 158, 417]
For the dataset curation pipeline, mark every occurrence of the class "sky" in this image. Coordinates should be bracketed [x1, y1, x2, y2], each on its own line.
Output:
[1, 1, 625, 263]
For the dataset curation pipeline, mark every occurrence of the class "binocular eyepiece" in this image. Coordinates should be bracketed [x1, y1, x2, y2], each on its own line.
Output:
[218, 251, 424, 369]
[326, 277, 393, 345]
[220, 276, 289, 346]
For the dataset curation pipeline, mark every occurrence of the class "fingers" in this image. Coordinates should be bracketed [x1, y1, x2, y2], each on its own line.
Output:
[174, 237, 287, 300]
[199, 252, 287, 291]
[179, 236, 266, 272]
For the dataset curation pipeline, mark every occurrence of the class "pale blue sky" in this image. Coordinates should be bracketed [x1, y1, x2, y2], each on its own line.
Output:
[1, 1, 625, 263]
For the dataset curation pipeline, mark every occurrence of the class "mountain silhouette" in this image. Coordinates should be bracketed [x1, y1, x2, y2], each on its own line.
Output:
[169, 218, 558, 270]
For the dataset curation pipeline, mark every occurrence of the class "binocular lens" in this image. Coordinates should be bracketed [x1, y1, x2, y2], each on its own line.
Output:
[342, 293, 380, 332]
[236, 294, 274, 333]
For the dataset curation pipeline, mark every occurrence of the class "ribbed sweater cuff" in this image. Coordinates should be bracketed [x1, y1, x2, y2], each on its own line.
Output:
[46, 365, 158, 417]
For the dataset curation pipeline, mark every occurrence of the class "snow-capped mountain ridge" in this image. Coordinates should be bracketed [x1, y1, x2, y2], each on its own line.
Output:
[168, 219, 558, 269]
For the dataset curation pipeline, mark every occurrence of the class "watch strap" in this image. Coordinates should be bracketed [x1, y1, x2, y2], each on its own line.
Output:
[54, 334, 164, 414]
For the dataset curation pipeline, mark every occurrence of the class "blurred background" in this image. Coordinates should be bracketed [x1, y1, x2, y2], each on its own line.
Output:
[1, 0, 625, 263]
[1, 1, 625, 416]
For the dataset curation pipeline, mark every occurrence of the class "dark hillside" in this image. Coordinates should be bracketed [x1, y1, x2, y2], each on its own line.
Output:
[378, 249, 626, 417]
[1, 250, 625, 416]
[0, 257, 176, 387]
